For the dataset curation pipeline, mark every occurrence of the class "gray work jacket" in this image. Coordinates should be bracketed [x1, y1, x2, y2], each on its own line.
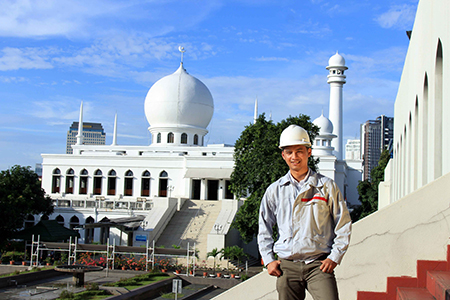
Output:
[258, 169, 352, 266]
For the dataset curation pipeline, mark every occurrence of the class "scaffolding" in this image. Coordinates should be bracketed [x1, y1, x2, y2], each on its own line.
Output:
[27, 235, 196, 275]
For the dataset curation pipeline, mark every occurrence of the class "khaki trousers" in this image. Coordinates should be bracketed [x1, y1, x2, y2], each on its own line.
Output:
[276, 258, 339, 300]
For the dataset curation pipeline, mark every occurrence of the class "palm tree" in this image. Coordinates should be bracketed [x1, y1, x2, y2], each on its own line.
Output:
[207, 248, 220, 272]
[220, 247, 233, 270]
[230, 245, 247, 270]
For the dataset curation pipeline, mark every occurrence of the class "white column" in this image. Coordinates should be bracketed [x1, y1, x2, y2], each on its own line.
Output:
[218, 180, 225, 200]
[200, 179, 206, 200]
[329, 83, 343, 160]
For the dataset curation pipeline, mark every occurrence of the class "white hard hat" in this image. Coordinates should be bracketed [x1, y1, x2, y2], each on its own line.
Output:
[279, 125, 311, 149]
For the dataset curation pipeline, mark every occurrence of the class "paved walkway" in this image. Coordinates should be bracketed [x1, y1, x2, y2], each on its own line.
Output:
[0, 265, 146, 300]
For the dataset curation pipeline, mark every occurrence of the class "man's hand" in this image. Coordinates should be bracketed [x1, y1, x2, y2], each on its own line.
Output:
[267, 260, 282, 277]
[320, 258, 337, 273]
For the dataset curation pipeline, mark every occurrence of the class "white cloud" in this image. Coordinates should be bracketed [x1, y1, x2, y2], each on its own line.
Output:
[345, 46, 408, 75]
[0, 76, 28, 83]
[0, 47, 54, 71]
[28, 98, 86, 120]
[375, 4, 417, 30]
[0, 0, 121, 38]
[0, 0, 223, 39]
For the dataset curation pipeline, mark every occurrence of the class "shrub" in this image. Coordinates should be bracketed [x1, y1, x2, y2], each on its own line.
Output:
[86, 282, 99, 290]
[59, 290, 74, 299]
[1, 251, 25, 263]
[241, 274, 249, 281]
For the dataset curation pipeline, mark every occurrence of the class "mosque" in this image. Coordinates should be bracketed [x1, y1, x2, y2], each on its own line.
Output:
[39, 50, 362, 260]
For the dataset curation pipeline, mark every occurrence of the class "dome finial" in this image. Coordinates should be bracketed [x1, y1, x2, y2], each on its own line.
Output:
[179, 46, 186, 65]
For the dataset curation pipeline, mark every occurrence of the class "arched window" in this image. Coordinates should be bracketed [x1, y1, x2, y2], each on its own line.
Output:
[414, 98, 419, 190]
[69, 216, 79, 230]
[124, 170, 134, 196]
[167, 132, 174, 143]
[25, 215, 35, 228]
[79, 169, 88, 195]
[65, 169, 74, 194]
[41, 215, 49, 221]
[181, 133, 187, 144]
[159, 171, 169, 197]
[108, 170, 116, 195]
[422, 73, 429, 185]
[52, 168, 61, 193]
[434, 39, 443, 179]
[141, 170, 151, 197]
[56, 215, 65, 226]
[157, 133, 161, 143]
[93, 169, 102, 195]
[193, 134, 199, 145]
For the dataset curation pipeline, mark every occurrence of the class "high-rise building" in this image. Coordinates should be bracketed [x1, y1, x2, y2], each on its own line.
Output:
[345, 139, 361, 160]
[66, 122, 106, 154]
[361, 115, 394, 180]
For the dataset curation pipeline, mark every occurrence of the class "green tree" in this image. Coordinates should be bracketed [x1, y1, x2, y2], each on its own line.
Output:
[230, 114, 319, 243]
[229, 245, 247, 269]
[352, 150, 391, 221]
[220, 246, 233, 269]
[0, 165, 54, 246]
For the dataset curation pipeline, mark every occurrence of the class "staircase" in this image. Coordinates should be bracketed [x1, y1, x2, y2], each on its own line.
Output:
[155, 200, 221, 260]
[357, 245, 450, 300]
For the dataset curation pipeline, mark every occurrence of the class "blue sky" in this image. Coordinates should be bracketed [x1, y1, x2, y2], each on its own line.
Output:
[0, 0, 419, 171]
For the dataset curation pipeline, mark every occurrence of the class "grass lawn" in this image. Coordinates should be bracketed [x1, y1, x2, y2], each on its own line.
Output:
[58, 289, 112, 300]
[0, 266, 53, 278]
[108, 274, 171, 290]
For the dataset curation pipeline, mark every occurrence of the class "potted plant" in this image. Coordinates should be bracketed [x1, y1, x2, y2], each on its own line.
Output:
[44, 256, 52, 266]
[175, 264, 183, 274]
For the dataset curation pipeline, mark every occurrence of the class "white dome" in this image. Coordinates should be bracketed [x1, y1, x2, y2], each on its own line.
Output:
[144, 64, 214, 130]
[313, 113, 334, 135]
[328, 52, 346, 67]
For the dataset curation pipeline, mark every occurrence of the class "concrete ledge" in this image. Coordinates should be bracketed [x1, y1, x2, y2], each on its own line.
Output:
[0, 269, 64, 289]
[212, 270, 277, 300]
[181, 274, 242, 289]
[103, 275, 175, 300]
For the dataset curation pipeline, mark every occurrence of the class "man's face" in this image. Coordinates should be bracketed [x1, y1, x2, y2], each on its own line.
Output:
[281, 144, 311, 173]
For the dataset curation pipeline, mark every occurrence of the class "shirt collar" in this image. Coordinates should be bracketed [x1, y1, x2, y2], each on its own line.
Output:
[279, 168, 324, 189]
[279, 168, 310, 186]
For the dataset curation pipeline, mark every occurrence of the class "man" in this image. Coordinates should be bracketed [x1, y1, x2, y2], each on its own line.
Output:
[258, 125, 352, 300]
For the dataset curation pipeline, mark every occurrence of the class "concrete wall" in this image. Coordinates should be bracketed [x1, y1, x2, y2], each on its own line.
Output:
[383, 0, 450, 206]
[337, 171, 450, 299]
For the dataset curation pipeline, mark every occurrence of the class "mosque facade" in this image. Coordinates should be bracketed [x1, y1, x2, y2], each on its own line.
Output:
[40, 61, 237, 252]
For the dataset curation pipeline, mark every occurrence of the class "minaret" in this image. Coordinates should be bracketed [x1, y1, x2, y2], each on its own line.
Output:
[253, 97, 258, 124]
[76, 102, 84, 145]
[326, 52, 347, 160]
[112, 113, 118, 146]
[312, 112, 337, 157]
